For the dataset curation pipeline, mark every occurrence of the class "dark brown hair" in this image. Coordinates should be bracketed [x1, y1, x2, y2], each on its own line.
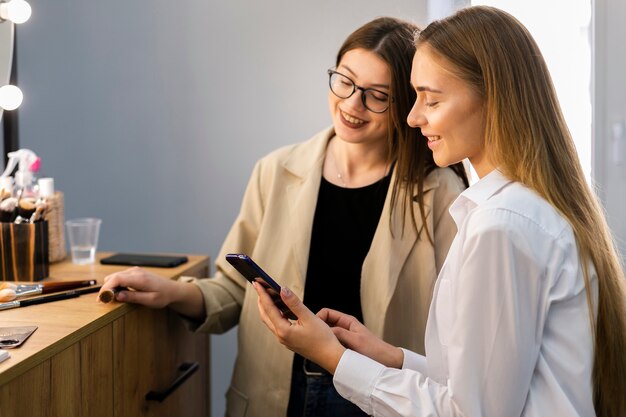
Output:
[336, 17, 468, 238]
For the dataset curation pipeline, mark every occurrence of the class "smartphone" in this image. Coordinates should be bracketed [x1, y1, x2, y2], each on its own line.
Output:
[225, 253, 297, 320]
[100, 253, 188, 268]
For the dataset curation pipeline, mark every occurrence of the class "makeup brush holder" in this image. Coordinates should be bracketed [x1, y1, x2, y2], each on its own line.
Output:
[0, 221, 49, 281]
[43, 191, 66, 263]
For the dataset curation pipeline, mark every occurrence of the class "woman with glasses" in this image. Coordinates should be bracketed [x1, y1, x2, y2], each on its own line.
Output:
[255, 6, 626, 417]
[100, 17, 468, 417]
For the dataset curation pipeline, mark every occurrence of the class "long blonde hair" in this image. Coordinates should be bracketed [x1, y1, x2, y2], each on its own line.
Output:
[417, 6, 626, 416]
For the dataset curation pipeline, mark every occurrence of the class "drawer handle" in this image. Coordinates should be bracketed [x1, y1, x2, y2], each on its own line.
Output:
[145, 361, 200, 402]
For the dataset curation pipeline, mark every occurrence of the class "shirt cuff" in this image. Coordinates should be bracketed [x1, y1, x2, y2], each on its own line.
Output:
[333, 349, 385, 415]
[401, 348, 427, 374]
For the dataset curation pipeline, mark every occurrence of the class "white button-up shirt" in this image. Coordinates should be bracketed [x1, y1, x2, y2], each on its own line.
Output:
[334, 170, 596, 417]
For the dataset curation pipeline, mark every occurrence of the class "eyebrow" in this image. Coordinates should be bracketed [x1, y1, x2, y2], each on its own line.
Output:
[339, 64, 390, 90]
[415, 86, 443, 93]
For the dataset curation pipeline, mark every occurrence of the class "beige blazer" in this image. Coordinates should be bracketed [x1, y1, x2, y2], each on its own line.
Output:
[187, 127, 466, 417]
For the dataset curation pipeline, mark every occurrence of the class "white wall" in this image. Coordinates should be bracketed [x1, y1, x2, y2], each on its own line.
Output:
[14, 2, 427, 416]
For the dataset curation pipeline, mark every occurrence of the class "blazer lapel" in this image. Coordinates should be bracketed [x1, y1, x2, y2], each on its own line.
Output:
[361, 169, 439, 336]
[282, 128, 333, 294]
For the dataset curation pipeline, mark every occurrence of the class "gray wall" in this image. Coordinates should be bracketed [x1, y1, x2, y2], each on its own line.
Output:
[594, 0, 626, 261]
[14, 1, 427, 416]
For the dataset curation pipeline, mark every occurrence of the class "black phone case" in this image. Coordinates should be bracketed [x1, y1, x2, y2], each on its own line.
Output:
[100, 253, 188, 268]
[225, 254, 281, 290]
[225, 253, 297, 320]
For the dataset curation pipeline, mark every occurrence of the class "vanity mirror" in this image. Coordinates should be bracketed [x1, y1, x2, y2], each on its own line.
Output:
[0, 0, 32, 160]
[0, 20, 13, 124]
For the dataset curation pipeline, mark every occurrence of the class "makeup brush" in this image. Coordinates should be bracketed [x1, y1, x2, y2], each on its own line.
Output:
[0, 188, 11, 201]
[0, 197, 17, 222]
[0, 280, 98, 302]
[29, 200, 47, 223]
[98, 286, 129, 304]
[15, 197, 36, 223]
[0, 283, 19, 302]
[0, 288, 15, 302]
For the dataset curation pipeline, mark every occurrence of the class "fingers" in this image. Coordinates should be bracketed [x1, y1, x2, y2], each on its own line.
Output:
[98, 267, 168, 307]
[278, 286, 316, 322]
[112, 289, 157, 305]
[329, 321, 404, 368]
[254, 282, 290, 331]
[330, 326, 362, 350]
[254, 282, 298, 345]
[101, 267, 142, 290]
[255, 287, 277, 334]
[317, 308, 360, 330]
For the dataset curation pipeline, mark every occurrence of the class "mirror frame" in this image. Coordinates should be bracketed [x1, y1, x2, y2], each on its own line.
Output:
[0, 19, 13, 123]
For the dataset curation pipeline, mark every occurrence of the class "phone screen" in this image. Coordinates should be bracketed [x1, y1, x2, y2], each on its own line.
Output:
[225, 253, 297, 320]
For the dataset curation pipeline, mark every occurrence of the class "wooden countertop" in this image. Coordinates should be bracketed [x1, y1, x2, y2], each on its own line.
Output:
[0, 252, 209, 386]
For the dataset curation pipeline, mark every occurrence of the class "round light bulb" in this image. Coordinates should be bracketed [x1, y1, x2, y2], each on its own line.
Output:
[0, 85, 23, 110]
[0, 0, 32, 24]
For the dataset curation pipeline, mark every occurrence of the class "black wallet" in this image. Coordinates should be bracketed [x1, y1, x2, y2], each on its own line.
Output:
[100, 253, 188, 268]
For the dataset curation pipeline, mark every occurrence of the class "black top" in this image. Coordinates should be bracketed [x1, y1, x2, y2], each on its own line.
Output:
[303, 171, 392, 323]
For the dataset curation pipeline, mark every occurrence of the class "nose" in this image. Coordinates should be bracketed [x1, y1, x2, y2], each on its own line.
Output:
[407, 100, 426, 128]
[344, 88, 367, 111]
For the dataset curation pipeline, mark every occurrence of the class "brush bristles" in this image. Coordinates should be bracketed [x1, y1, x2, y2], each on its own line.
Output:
[0, 288, 16, 302]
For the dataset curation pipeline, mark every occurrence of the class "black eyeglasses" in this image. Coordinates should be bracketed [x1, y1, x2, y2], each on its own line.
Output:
[327, 69, 392, 113]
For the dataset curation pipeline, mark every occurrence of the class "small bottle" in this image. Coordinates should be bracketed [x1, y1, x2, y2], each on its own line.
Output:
[37, 177, 55, 199]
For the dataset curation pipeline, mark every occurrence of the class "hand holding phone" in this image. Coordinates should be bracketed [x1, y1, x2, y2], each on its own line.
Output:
[225, 253, 297, 320]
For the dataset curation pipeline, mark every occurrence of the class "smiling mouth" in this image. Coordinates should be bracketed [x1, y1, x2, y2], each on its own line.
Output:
[428, 135, 441, 142]
[341, 110, 366, 125]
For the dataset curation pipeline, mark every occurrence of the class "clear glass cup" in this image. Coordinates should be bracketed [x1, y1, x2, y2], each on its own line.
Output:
[65, 218, 102, 265]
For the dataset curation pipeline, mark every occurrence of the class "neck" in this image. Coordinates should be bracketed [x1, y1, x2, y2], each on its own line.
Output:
[324, 136, 390, 188]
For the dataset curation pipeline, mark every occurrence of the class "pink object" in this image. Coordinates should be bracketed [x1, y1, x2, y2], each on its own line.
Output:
[29, 157, 41, 173]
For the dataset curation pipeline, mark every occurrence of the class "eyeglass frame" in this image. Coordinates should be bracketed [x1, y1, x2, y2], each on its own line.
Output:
[327, 69, 393, 114]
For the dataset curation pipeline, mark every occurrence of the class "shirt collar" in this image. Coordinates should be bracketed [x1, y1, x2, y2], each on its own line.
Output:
[449, 169, 513, 227]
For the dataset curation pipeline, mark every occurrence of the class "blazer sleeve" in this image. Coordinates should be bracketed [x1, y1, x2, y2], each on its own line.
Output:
[181, 158, 269, 334]
[431, 168, 466, 273]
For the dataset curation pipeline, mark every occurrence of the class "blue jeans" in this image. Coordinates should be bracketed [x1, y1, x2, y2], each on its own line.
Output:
[287, 356, 368, 417]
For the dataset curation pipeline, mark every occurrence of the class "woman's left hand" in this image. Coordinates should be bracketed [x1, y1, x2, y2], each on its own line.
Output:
[254, 282, 346, 374]
[319, 308, 405, 369]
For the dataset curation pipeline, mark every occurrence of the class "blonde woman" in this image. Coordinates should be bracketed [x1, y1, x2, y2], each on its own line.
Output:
[256, 6, 626, 417]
